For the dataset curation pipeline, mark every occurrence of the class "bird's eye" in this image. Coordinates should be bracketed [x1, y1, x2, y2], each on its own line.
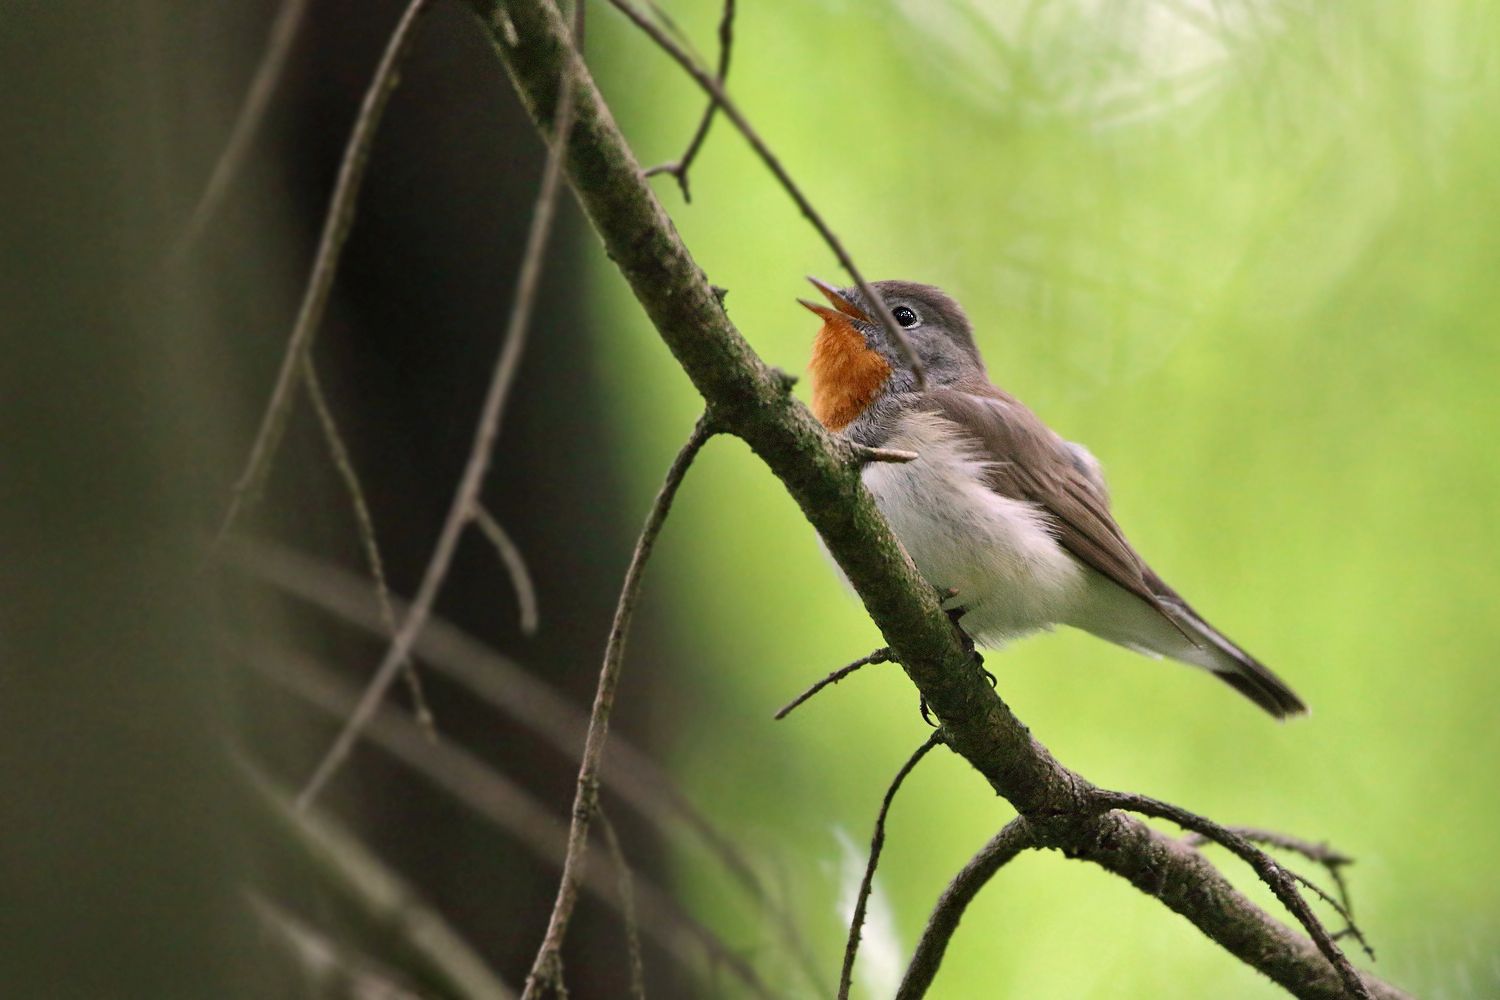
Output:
[892, 305, 919, 328]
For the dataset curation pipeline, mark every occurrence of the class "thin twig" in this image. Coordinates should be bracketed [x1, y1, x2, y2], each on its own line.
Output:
[774, 647, 893, 720]
[1099, 791, 1372, 1000]
[852, 445, 920, 465]
[604, 0, 928, 388]
[247, 644, 774, 997]
[473, 503, 541, 635]
[172, 0, 313, 257]
[233, 539, 830, 996]
[642, 0, 735, 202]
[213, 0, 435, 550]
[303, 356, 436, 737]
[294, 3, 578, 812]
[896, 817, 1034, 1000]
[521, 413, 719, 1000]
[597, 807, 648, 1000]
[840, 732, 944, 1000]
[1184, 827, 1371, 960]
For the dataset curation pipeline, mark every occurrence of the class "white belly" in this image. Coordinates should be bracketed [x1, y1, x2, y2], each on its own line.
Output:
[861, 411, 1085, 647]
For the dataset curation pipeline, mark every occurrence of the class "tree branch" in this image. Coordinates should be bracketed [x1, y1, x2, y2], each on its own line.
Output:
[897, 817, 1034, 1000]
[232, 539, 828, 995]
[774, 647, 893, 720]
[294, 0, 578, 811]
[303, 356, 436, 737]
[840, 733, 944, 1000]
[520, 414, 718, 999]
[642, 0, 735, 202]
[215, 0, 435, 547]
[469, 2, 1411, 996]
[601, 0, 928, 388]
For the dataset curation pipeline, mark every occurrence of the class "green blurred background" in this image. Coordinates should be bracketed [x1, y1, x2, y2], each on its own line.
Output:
[584, 1, 1500, 996]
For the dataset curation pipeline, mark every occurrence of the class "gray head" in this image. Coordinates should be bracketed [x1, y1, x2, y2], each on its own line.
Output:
[799, 277, 987, 392]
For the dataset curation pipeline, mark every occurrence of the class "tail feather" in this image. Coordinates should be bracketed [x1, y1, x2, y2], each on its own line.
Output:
[1149, 576, 1308, 720]
[1068, 567, 1309, 719]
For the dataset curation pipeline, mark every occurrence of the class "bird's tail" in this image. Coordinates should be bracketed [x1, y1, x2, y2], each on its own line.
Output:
[1165, 604, 1308, 719]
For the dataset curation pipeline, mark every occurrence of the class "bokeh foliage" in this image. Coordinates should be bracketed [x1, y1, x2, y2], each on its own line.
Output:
[584, 1, 1500, 995]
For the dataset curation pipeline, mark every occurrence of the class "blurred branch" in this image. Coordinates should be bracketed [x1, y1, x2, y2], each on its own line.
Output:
[473, 503, 540, 635]
[896, 817, 1034, 1000]
[215, 0, 436, 547]
[840, 733, 944, 1000]
[597, 807, 648, 1000]
[521, 413, 718, 999]
[247, 771, 516, 1000]
[173, 0, 312, 256]
[642, 0, 735, 202]
[295, 0, 580, 811]
[249, 895, 430, 1000]
[231, 539, 829, 994]
[473, 1, 1412, 996]
[245, 643, 774, 997]
[303, 356, 436, 737]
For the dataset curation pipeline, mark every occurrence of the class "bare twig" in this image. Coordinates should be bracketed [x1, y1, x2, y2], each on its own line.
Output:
[521, 413, 718, 1000]
[896, 817, 1033, 1000]
[603, 0, 928, 388]
[851, 445, 920, 465]
[642, 0, 735, 202]
[294, 2, 578, 811]
[597, 807, 648, 1000]
[840, 732, 944, 1000]
[774, 647, 893, 720]
[303, 356, 436, 737]
[1184, 827, 1372, 960]
[1098, 791, 1372, 1000]
[473, 503, 540, 635]
[173, 0, 312, 256]
[247, 644, 774, 996]
[232, 540, 830, 994]
[215, 0, 436, 548]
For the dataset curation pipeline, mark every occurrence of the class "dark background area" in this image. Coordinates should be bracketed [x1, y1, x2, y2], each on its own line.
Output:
[186, 0, 677, 993]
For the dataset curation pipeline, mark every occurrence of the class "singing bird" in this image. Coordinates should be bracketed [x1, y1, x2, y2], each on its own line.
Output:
[800, 277, 1306, 718]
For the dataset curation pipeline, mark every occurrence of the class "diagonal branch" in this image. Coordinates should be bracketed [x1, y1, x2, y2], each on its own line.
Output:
[303, 356, 436, 736]
[840, 732, 944, 1000]
[775, 647, 893, 720]
[520, 413, 719, 1000]
[215, 0, 436, 548]
[1096, 791, 1370, 1000]
[897, 817, 1034, 1000]
[233, 540, 829, 995]
[472, 2, 1411, 996]
[602, 0, 928, 388]
[295, 0, 577, 811]
[173, 0, 313, 256]
[642, 0, 735, 202]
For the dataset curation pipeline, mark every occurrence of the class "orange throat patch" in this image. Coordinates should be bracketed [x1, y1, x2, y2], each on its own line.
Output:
[808, 316, 892, 431]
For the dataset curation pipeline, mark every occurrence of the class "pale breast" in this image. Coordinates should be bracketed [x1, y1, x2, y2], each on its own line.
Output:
[861, 410, 1085, 646]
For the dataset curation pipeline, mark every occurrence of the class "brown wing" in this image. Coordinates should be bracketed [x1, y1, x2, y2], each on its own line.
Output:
[919, 385, 1188, 636]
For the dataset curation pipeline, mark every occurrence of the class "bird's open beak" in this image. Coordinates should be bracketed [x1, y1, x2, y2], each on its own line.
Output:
[798, 275, 872, 324]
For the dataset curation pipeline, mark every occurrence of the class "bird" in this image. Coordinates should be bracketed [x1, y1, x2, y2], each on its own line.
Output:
[798, 277, 1306, 718]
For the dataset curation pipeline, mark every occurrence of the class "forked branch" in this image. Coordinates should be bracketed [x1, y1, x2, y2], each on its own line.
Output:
[643, 0, 735, 202]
